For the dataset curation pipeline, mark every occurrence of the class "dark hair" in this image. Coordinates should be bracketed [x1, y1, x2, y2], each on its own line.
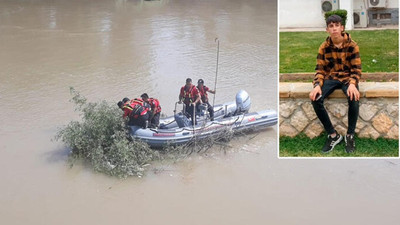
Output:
[117, 101, 124, 108]
[122, 97, 130, 103]
[198, 79, 204, 84]
[326, 14, 342, 26]
[186, 78, 192, 83]
[140, 93, 149, 99]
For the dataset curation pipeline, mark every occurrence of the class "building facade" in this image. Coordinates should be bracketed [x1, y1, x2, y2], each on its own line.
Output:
[279, 0, 399, 30]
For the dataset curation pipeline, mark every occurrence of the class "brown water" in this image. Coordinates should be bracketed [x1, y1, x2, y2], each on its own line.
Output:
[0, 0, 399, 224]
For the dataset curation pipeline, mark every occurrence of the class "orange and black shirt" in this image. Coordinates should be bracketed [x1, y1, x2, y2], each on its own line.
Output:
[313, 32, 362, 87]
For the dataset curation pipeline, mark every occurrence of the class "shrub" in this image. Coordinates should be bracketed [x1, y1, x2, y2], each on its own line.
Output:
[325, 9, 347, 28]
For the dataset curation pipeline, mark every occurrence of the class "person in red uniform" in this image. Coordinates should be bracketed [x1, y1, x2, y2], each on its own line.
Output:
[178, 78, 200, 125]
[130, 98, 151, 112]
[140, 93, 162, 128]
[196, 79, 215, 121]
[117, 97, 149, 128]
[117, 98, 133, 119]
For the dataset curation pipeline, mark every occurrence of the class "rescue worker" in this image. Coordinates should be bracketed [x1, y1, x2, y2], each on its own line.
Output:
[178, 78, 200, 125]
[118, 97, 133, 120]
[196, 79, 215, 121]
[117, 97, 149, 129]
[140, 93, 162, 128]
[130, 98, 151, 112]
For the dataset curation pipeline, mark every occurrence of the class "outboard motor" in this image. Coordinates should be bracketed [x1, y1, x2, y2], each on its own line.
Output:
[235, 90, 251, 115]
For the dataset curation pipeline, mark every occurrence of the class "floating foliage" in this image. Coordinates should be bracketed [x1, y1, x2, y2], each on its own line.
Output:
[55, 88, 158, 178]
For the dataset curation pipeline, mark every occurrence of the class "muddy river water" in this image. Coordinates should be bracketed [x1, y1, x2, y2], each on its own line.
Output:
[0, 0, 399, 224]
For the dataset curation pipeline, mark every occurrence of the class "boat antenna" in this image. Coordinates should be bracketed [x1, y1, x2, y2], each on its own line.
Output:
[212, 37, 219, 108]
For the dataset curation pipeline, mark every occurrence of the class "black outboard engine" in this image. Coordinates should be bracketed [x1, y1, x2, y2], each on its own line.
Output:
[235, 90, 251, 115]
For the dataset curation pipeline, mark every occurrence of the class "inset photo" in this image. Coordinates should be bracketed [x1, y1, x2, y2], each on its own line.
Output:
[279, 1, 399, 157]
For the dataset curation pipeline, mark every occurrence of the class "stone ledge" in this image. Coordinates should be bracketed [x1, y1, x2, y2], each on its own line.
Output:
[280, 72, 399, 82]
[280, 82, 399, 98]
[279, 98, 399, 139]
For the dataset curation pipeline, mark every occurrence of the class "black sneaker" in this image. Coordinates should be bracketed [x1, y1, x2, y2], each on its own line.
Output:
[322, 133, 343, 153]
[345, 134, 356, 153]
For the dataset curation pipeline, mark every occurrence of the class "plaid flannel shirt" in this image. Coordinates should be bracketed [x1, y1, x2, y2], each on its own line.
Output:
[313, 32, 362, 88]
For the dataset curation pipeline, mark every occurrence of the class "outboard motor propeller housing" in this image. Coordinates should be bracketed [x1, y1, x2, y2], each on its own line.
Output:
[235, 90, 251, 114]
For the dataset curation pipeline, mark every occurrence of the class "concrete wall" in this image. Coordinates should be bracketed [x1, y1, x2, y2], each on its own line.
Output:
[354, 0, 367, 10]
[279, 0, 326, 28]
[387, 0, 399, 8]
[342, 0, 355, 30]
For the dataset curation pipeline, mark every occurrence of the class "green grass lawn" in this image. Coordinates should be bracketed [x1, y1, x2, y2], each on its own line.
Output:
[279, 134, 399, 157]
[279, 29, 399, 73]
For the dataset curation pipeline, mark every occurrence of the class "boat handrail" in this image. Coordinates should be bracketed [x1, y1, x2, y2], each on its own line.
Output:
[174, 101, 182, 116]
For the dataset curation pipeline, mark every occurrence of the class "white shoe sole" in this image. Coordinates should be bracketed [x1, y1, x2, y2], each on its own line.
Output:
[344, 136, 355, 153]
[323, 135, 343, 153]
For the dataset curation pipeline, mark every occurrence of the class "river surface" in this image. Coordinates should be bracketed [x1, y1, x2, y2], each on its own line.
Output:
[0, 0, 399, 224]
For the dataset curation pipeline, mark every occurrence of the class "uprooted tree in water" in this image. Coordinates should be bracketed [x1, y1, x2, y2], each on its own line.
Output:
[55, 88, 160, 178]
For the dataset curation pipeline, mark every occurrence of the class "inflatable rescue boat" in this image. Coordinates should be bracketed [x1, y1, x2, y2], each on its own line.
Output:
[130, 90, 277, 148]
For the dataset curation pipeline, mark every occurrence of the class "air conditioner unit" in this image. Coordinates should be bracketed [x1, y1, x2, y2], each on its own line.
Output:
[321, 0, 339, 13]
[354, 9, 368, 28]
[369, 0, 387, 8]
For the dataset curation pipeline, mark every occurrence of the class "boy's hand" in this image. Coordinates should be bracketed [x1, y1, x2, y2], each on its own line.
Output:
[347, 84, 360, 101]
[310, 85, 322, 101]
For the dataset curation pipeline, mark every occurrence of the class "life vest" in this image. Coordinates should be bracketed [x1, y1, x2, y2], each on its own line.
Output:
[122, 103, 134, 119]
[130, 98, 150, 109]
[197, 85, 209, 103]
[181, 84, 197, 105]
[123, 104, 133, 111]
[129, 100, 148, 119]
[148, 98, 162, 114]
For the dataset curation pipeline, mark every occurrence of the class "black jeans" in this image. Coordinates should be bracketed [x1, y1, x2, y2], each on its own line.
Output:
[311, 80, 359, 135]
[150, 112, 160, 128]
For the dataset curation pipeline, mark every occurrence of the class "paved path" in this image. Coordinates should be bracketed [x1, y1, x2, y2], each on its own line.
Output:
[280, 24, 398, 32]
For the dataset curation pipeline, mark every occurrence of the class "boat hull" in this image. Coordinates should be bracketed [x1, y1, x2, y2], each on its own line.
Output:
[130, 109, 277, 148]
